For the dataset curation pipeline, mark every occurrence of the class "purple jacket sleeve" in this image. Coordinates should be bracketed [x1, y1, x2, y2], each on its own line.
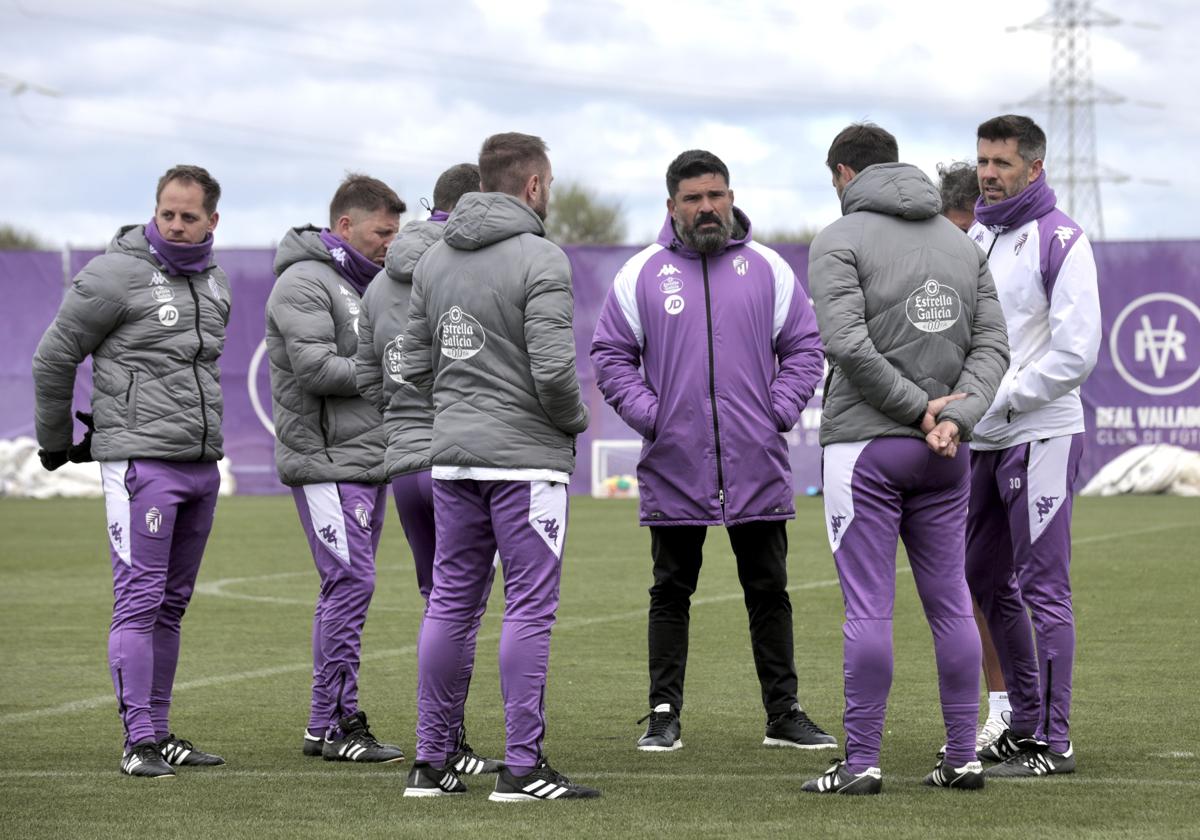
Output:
[590, 269, 659, 441]
[769, 280, 824, 431]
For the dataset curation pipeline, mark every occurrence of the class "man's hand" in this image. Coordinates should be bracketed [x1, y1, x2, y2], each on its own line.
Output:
[38, 449, 69, 471]
[920, 393, 967, 434]
[68, 411, 95, 464]
[925, 419, 961, 458]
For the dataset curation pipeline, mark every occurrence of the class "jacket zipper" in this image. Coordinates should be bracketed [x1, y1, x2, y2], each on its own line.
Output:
[186, 278, 209, 459]
[700, 256, 726, 512]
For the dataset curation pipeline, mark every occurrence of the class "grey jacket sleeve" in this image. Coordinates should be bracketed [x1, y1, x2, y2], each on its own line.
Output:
[273, 272, 358, 398]
[524, 246, 589, 435]
[939, 259, 1011, 438]
[401, 268, 434, 397]
[808, 238, 928, 425]
[32, 265, 128, 450]
[355, 292, 385, 412]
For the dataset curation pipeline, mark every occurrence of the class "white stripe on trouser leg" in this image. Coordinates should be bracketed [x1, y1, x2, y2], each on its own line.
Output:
[527, 481, 568, 558]
[303, 482, 352, 564]
[100, 461, 133, 567]
[821, 441, 871, 553]
[1026, 436, 1073, 544]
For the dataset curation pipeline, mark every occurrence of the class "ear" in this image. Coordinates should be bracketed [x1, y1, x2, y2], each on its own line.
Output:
[666, 196, 676, 216]
[207, 211, 219, 233]
[525, 172, 541, 206]
[333, 214, 353, 238]
[1028, 158, 1044, 183]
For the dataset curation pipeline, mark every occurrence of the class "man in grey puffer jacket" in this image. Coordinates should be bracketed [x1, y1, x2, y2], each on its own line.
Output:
[33, 165, 230, 778]
[400, 133, 598, 801]
[265, 173, 405, 764]
[800, 124, 1010, 796]
[355, 162, 501, 775]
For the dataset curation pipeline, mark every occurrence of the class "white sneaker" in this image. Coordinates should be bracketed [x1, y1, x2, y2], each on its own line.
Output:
[975, 710, 1011, 753]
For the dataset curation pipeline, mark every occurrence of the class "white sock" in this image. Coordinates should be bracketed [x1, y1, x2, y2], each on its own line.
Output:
[987, 692, 1010, 720]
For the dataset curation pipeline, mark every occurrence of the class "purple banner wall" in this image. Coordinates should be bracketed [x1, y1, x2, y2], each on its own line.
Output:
[6, 240, 1197, 495]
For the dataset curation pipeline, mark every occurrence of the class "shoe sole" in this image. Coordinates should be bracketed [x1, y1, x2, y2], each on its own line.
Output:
[762, 737, 837, 749]
[403, 787, 466, 797]
[488, 792, 598, 802]
[924, 775, 985, 790]
[323, 755, 405, 764]
[636, 740, 682, 752]
[122, 772, 176, 779]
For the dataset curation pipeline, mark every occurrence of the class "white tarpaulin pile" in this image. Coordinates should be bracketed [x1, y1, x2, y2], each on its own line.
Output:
[1080, 444, 1200, 497]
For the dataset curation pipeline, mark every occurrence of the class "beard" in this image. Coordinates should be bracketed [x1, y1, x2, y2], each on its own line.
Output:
[533, 188, 550, 221]
[677, 209, 733, 254]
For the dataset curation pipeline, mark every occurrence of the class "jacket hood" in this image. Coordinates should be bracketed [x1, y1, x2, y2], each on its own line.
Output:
[107, 224, 159, 266]
[273, 225, 332, 277]
[655, 206, 753, 258]
[840, 162, 941, 221]
[442, 192, 545, 252]
[384, 218, 445, 284]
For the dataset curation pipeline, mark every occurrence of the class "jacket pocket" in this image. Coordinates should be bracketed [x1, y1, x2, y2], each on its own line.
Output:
[125, 371, 140, 428]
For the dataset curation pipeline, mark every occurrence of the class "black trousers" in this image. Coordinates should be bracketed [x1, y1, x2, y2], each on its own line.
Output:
[648, 520, 798, 716]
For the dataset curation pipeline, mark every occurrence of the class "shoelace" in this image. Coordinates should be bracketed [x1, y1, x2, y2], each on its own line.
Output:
[821, 758, 847, 784]
[350, 726, 382, 747]
[163, 735, 195, 751]
[637, 711, 675, 737]
[784, 709, 828, 736]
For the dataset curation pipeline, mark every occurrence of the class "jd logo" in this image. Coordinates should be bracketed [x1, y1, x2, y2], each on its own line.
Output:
[664, 294, 685, 315]
[158, 305, 179, 327]
[1110, 293, 1200, 396]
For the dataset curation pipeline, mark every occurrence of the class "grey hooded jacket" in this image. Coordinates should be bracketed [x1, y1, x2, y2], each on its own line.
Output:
[265, 226, 385, 486]
[33, 224, 230, 461]
[355, 218, 440, 479]
[808, 162, 1010, 445]
[402, 192, 589, 474]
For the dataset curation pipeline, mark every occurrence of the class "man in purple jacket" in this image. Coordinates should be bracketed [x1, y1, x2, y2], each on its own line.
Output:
[591, 150, 835, 752]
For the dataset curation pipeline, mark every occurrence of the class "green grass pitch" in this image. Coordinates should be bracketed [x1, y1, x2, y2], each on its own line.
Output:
[1, 495, 1197, 839]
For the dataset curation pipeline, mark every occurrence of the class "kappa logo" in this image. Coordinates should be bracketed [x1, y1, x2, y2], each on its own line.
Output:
[657, 264, 681, 278]
[109, 521, 123, 547]
[158, 304, 180, 327]
[354, 504, 369, 529]
[149, 272, 168, 286]
[319, 524, 339, 548]
[732, 255, 749, 276]
[973, 231, 986, 244]
[536, 516, 560, 544]
[337, 285, 352, 297]
[330, 247, 348, 266]
[1110, 293, 1200, 397]
[207, 274, 221, 301]
[384, 334, 406, 383]
[151, 286, 175, 303]
[1054, 226, 1077, 248]
[1014, 232, 1029, 255]
[664, 294, 685, 315]
[145, 507, 162, 534]
[1035, 495, 1059, 522]
[830, 514, 846, 542]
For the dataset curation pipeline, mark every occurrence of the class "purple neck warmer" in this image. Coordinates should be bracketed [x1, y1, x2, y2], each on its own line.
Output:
[429, 210, 450, 223]
[318, 230, 380, 294]
[973, 171, 1057, 232]
[144, 219, 214, 276]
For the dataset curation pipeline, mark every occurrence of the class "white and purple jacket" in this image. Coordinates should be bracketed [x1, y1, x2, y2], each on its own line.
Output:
[591, 209, 824, 526]
[968, 173, 1101, 450]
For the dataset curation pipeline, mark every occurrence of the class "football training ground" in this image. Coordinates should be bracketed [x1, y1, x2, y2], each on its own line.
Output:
[1, 495, 1196, 839]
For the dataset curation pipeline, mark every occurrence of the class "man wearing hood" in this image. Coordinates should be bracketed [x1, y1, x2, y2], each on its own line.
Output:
[964, 115, 1100, 779]
[591, 150, 835, 754]
[355, 162, 501, 775]
[265, 173, 405, 764]
[33, 165, 230, 778]
[400, 132, 597, 801]
[801, 124, 1009, 795]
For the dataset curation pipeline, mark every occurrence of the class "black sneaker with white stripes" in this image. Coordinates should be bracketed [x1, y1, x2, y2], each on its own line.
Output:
[403, 761, 468, 797]
[489, 758, 601, 802]
[764, 704, 837, 750]
[302, 730, 324, 757]
[120, 741, 175, 779]
[449, 740, 503, 775]
[321, 711, 404, 763]
[636, 703, 682, 752]
[800, 758, 882, 795]
[923, 759, 985, 789]
[157, 734, 225, 766]
[977, 727, 1026, 763]
[986, 742, 1075, 777]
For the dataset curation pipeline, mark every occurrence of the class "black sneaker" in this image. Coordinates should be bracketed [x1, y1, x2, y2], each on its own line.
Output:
[403, 761, 467, 797]
[977, 727, 1026, 763]
[322, 711, 405, 763]
[986, 742, 1075, 777]
[157, 734, 224, 766]
[800, 758, 881, 795]
[764, 704, 837, 749]
[923, 759, 985, 789]
[636, 703, 682, 752]
[120, 741, 176, 779]
[302, 730, 324, 757]
[449, 736, 503, 775]
[489, 758, 601, 802]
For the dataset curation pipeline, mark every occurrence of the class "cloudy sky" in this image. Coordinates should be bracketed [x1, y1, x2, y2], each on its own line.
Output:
[1, 0, 1194, 248]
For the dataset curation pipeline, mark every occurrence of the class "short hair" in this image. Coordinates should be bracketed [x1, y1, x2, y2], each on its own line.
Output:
[937, 161, 981, 214]
[665, 150, 730, 198]
[328, 173, 406, 227]
[825, 123, 899, 175]
[977, 114, 1047, 164]
[156, 165, 221, 215]
[432, 163, 481, 212]
[479, 133, 549, 195]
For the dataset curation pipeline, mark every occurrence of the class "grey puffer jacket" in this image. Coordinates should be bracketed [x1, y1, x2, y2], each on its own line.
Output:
[266, 226, 385, 486]
[402, 192, 589, 473]
[808, 162, 1010, 445]
[33, 224, 230, 461]
[355, 218, 440, 479]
